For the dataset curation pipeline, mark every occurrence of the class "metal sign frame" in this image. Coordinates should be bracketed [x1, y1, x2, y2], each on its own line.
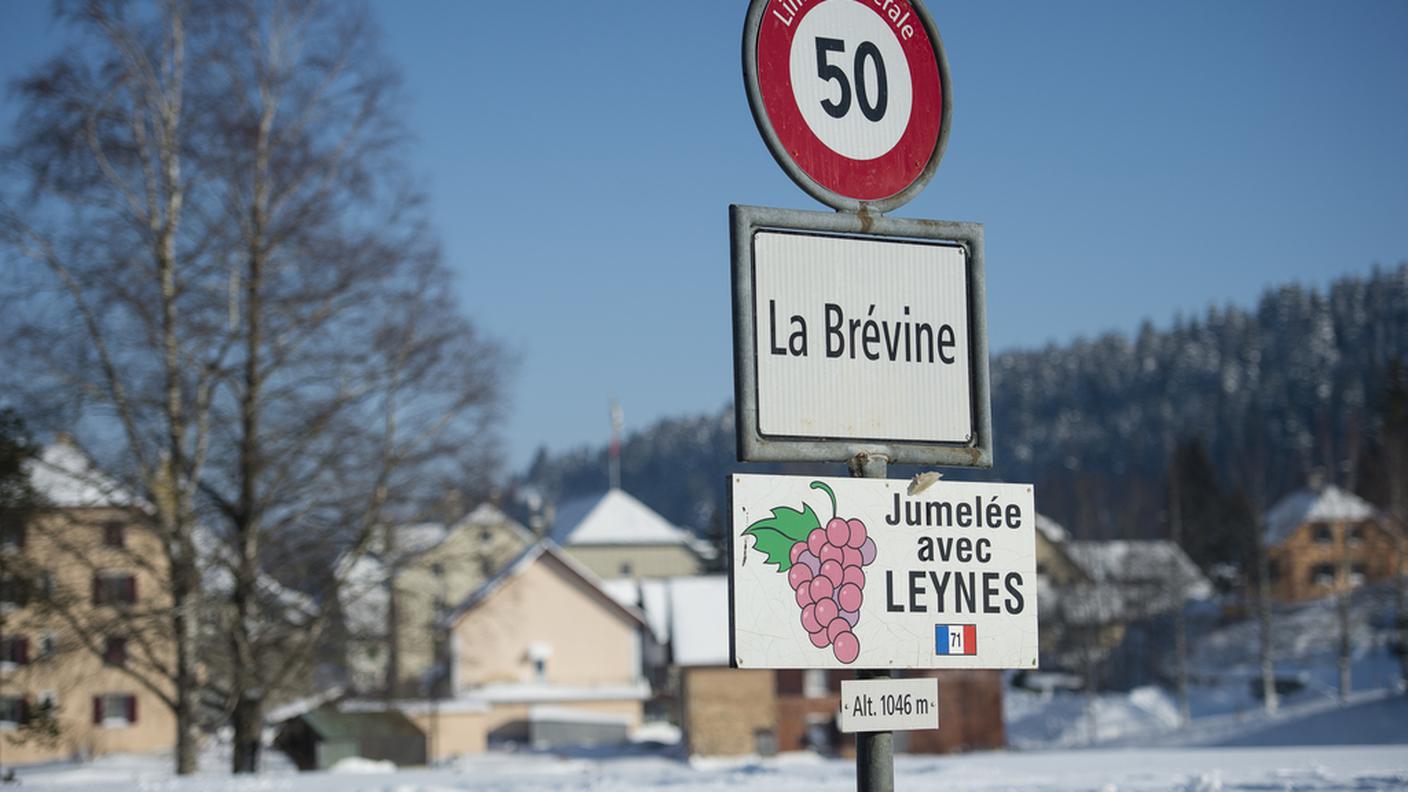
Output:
[741, 0, 953, 214]
[730, 204, 992, 468]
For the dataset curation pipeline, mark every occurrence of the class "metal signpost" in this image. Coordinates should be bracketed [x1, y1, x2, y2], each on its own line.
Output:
[730, 1, 1032, 790]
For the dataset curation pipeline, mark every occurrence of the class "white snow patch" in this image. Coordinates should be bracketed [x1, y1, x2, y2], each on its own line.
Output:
[667, 576, 730, 667]
[328, 756, 396, 774]
[550, 490, 695, 547]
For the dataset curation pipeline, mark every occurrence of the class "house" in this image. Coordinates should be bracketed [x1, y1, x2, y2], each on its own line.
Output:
[668, 576, 1006, 757]
[330, 540, 652, 762]
[1052, 539, 1214, 689]
[338, 503, 534, 697]
[1033, 514, 1091, 589]
[1263, 482, 1402, 603]
[0, 440, 176, 765]
[549, 489, 709, 579]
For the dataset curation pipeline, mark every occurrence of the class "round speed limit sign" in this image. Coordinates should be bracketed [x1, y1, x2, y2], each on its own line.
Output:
[743, 0, 951, 212]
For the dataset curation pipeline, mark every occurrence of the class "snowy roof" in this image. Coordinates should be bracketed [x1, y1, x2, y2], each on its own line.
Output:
[549, 489, 695, 547]
[1036, 513, 1068, 544]
[447, 539, 648, 630]
[667, 576, 730, 667]
[602, 577, 671, 643]
[1061, 540, 1213, 620]
[25, 440, 138, 509]
[1065, 541, 1210, 591]
[1263, 485, 1378, 545]
[453, 502, 536, 544]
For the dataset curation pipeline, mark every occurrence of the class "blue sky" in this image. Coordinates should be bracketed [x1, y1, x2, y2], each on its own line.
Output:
[4, 1, 1408, 470]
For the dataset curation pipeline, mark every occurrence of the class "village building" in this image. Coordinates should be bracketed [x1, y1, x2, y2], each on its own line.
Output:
[668, 576, 1006, 757]
[549, 489, 710, 579]
[338, 504, 535, 698]
[0, 440, 176, 765]
[322, 540, 652, 762]
[1263, 482, 1402, 604]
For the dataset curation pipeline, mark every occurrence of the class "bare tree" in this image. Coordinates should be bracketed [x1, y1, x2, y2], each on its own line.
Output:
[185, 0, 506, 773]
[1166, 456, 1190, 727]
[2, 0, 506, 775]
[0, 0, 225, 773]
[1376, 366, 1408, 692]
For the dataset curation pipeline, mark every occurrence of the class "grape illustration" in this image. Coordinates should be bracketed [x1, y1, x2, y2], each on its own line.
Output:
[741, 479, 879, 666]
[832, 631, 860, 663]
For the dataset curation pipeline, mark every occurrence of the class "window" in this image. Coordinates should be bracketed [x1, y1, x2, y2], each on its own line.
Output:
[0, 570, 26, 608]
[33, 691, 58, 722]
[802, 669, 828, 698]
[619, 561, 634, 576]
[0, 512, 24, 548]
[94, 693, 137, 728]
[1310, 564, 1336, 586]
[1311, 524, 1333, 544]
[39, 632, 57, 658]
[103, 637, 128, 667]
[0, 636, 29, 666]
[0, 696, 26, 728]
[1350, 564, 1368, 585]
[1347, 525, 1365, 546]
[92, 572, 137, 605]
[532, 657, 547, 682]
[103, 521, 125, 548]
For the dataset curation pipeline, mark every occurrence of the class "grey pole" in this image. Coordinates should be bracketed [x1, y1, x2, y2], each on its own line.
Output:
[849, 452, 893, 792]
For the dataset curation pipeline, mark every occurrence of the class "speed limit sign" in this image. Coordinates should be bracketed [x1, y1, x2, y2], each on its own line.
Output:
[743, 0, 951, 212]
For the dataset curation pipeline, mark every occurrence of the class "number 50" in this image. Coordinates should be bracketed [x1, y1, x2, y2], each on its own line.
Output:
[815, 37, 888, 123]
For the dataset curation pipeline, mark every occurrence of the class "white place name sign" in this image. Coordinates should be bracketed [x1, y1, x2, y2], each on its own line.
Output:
[751, 230, 973, 444]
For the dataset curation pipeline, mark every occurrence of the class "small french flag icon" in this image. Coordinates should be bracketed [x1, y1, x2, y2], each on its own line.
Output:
[935, 624, 977, 656]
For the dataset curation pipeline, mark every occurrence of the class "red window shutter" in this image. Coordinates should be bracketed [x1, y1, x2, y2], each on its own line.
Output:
[92, 574, 102, 605]
[126, 695, 137, 724]
[18, 696, 30, 725]
[126, 575, 137, 603]
[16, 636, 28, 665]
[93, 696, 103, 725]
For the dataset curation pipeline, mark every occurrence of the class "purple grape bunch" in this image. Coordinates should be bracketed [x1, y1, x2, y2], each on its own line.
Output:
[786, 481, 877, 664]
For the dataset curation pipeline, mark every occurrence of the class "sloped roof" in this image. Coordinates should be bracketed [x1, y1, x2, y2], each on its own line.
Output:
[447, 539, 648, 630]
[26, 440, 137, 509]
[549, 489, 695, 547]
[601, 577, 671, 644]
[1065, 539, 1213, 599]
[1035, 514, 1068, 543]
[1264, 485, 1377, 545]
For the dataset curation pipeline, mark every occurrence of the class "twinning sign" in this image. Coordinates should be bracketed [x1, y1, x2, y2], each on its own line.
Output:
[729, 0, 1034, 709]
[730, 475, 1038, 670]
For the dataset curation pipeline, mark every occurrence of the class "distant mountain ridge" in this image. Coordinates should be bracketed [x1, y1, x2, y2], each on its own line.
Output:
[520, 264, 1408, 549]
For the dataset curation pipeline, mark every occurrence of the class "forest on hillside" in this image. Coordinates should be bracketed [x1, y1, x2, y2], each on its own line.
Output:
[520, 263, 1408, 571]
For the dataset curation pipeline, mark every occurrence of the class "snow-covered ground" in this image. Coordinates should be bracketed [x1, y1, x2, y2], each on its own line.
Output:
[10, 744, 1408, 791]
[10, 590, 1406, 790]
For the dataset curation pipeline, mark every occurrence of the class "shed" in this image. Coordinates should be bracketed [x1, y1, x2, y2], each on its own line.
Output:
[274, 707, 427, 770]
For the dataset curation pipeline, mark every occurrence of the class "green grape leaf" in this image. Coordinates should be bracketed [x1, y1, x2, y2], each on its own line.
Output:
[743, 503, 819, 573]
